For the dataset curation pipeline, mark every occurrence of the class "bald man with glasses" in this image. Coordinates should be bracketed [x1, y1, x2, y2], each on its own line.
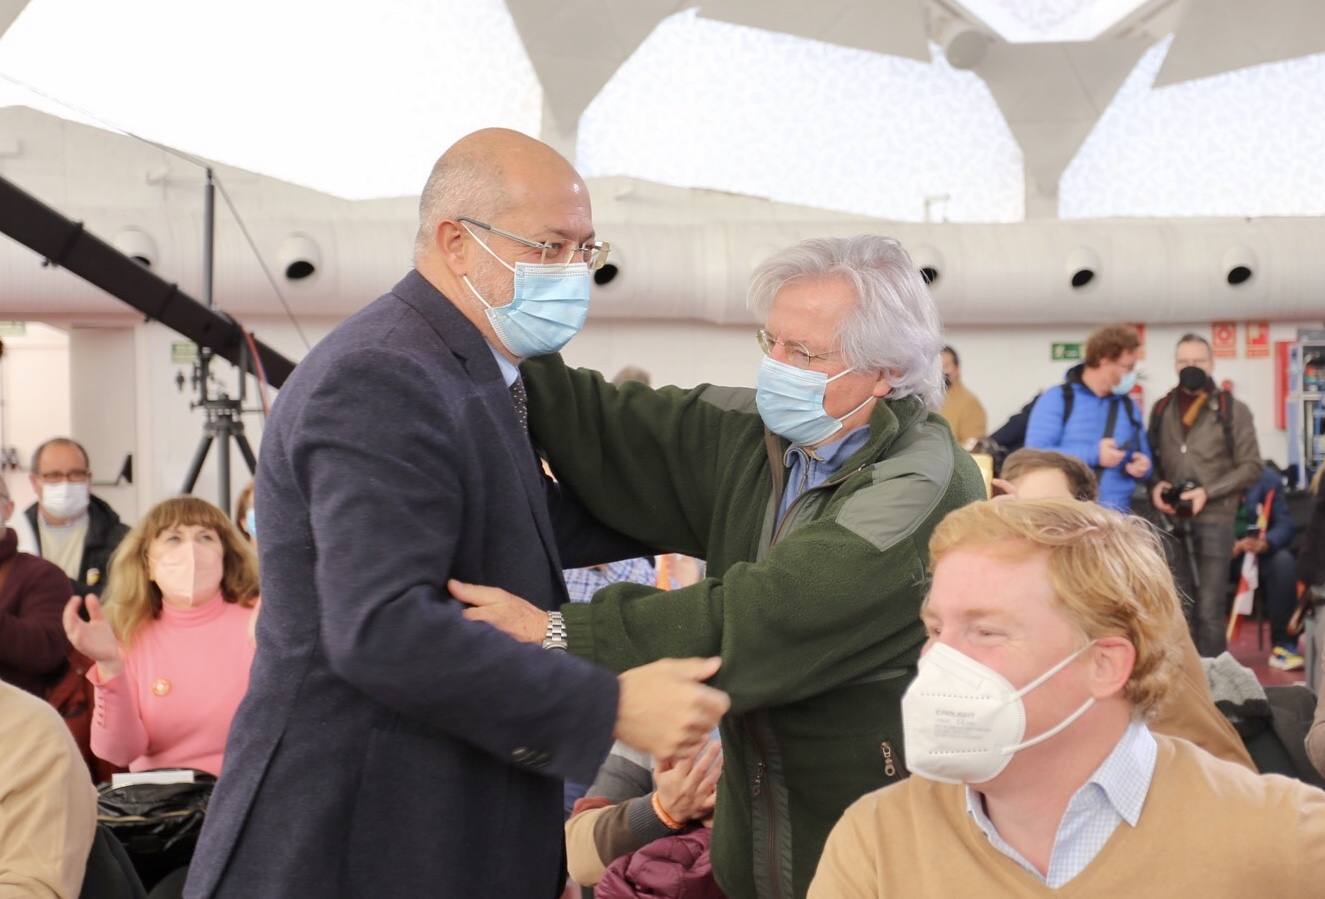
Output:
[24, 437, 128, 597]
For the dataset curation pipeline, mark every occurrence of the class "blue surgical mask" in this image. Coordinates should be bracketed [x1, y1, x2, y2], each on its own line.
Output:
[1112, 370, 1138, 396]
[756, 356, 875, 446]
[244, 507, 257, 540]
[461, 225, 591, 359]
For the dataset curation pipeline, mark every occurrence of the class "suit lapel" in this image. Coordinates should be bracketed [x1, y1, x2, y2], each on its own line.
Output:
[474, 378, 569, 580]
[392, 271, 568, 597]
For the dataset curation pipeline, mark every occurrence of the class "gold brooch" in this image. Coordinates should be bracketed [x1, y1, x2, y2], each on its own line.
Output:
[151, 677, 171, 697]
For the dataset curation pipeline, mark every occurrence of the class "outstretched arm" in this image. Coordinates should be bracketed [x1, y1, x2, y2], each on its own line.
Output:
[524, 354, 761, 558]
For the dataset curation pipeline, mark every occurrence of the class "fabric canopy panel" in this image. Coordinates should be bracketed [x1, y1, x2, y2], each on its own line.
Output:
[697, 0, 928, 60]
[578, 10, 1024, 222]
[1063, 38, 1325, 218]
[0, 0, 30, 39]
[974, 37, 1152, 215]
[505, 0, 684, 133]
[1155, 0, 1325, 86]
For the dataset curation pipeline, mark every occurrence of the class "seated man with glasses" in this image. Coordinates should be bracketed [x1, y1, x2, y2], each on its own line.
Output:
[25, 437, 129, 596]
[453, 235, 986, 899]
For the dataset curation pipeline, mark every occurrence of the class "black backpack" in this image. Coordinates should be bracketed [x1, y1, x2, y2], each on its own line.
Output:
[989, 366, 1139, 473]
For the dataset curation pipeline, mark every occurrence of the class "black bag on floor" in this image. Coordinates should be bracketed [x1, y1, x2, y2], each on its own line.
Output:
[96, 773, 214, 890]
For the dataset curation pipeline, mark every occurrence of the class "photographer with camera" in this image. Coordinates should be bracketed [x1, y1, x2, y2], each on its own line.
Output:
[1149, 334, 1262, 656]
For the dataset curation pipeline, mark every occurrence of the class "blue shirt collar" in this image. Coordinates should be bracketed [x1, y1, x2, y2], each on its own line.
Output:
[965, 719, 1157, 833]
[487, 343, 520, 388]
[1086, 719, 1155, 827]
[783, 424, 871, 470]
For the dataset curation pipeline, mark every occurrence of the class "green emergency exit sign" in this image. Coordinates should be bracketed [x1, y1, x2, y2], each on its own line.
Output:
[1051, 342, 1082, 362]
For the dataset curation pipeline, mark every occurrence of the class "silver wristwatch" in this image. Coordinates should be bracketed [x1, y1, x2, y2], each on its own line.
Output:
[542, 611, 569, 651]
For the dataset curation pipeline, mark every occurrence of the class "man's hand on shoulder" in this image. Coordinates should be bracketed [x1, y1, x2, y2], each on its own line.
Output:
[452, 580, 548, 644]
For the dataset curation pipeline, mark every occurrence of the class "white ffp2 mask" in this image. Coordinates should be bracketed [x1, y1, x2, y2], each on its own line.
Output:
[901, 641, 1096, 784]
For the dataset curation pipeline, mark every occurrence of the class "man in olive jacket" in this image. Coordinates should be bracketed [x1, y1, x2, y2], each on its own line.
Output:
[1149, 333, 1262, 656]
[456, 236, 985, 899]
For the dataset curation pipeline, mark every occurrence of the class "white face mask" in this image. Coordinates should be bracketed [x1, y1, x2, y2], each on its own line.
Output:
[41, 481, 90, 520]
[901, 641, 1096, 785]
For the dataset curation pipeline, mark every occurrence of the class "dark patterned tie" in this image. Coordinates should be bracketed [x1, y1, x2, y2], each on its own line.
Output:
[509, 377, 529, 433]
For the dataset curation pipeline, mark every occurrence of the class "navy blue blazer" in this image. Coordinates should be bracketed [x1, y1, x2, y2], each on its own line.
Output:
[186, 271, 620, 898]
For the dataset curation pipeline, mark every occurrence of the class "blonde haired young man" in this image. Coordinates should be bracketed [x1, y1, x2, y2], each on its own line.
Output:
[811, 499, 1324, 897]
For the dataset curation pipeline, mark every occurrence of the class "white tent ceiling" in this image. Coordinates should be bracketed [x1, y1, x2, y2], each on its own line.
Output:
[0, 0, 1323, 220]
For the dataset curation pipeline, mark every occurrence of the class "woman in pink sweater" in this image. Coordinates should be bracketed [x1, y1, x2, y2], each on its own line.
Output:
[62, 496, 259, 777]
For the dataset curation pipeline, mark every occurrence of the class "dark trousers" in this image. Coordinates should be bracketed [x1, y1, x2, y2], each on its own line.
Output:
[1170, 517, 1236, 656]
[1258, 548, 1298, 646]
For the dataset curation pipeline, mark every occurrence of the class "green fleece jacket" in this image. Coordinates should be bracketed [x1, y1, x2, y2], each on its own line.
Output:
[522, 355, 985, 899]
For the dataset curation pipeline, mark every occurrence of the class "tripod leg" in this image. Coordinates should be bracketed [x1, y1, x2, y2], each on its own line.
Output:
[1184, 533, 1201, 592]
[181, 435, 214, 495]
[217, 426, 231, 517]
[234, 431, 258, 475]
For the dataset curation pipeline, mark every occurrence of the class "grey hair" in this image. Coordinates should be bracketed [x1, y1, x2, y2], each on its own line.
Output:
[747, 235, 945, 409]
[412, 152, 508, 263]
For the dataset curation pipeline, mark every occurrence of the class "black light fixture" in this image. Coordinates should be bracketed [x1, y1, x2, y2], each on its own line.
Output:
[1223, 245, 1255, 286]
[593, 245, 623, 286]
[278, 233, 320, 281]
[1066, 248, 1101, 290]
[1219, 246, 1250, 285]
[112, 228, 158, 269]
[912, 246, 943, 287]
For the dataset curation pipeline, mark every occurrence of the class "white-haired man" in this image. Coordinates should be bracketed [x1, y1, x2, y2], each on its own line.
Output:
[811, 499, 1324, 897]
[454, 235, 986, 899]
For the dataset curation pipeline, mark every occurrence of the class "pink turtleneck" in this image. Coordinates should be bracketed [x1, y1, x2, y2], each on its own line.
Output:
[87, 595, 256, 776]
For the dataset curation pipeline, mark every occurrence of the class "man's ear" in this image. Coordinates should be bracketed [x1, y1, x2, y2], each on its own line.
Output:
[435, 220, 470, 276]
[1087, 636, 1136, 701]
[871, 370, 894, 399]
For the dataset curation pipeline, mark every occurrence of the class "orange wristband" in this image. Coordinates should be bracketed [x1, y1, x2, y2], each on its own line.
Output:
[651, 791, 686, 830]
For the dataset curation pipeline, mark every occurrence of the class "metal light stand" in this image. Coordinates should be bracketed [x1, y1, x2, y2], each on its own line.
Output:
[178, 169, 258, 516]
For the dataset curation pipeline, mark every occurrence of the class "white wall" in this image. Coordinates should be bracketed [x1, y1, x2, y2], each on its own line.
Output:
[940, 320, 1318, 467]
[69, 327, 139, 522]
[562, 319, 762, 392]
[1, 310, 1314, 526]
[565, 317, 1315, 468]
[132, 316, 340, 514]
[0, 322, 70, 471]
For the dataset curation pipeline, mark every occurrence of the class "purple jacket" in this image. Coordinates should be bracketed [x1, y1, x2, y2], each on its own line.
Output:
[595, 826, 723, 899]
[0, 528, 72, 696]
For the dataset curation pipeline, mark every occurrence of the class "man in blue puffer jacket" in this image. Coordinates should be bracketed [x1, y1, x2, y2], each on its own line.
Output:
[1026, 324, 1152, 511]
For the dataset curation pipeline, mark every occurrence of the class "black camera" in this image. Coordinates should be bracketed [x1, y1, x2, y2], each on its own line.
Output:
[1161, 479, 1201, 518]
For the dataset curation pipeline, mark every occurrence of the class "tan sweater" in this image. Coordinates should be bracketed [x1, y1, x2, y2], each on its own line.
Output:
[809, 734, 1325, 898]
[1152, 606, 1254, 771]
[939, 381, 987, 445]
[0, 682, 98, 898]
